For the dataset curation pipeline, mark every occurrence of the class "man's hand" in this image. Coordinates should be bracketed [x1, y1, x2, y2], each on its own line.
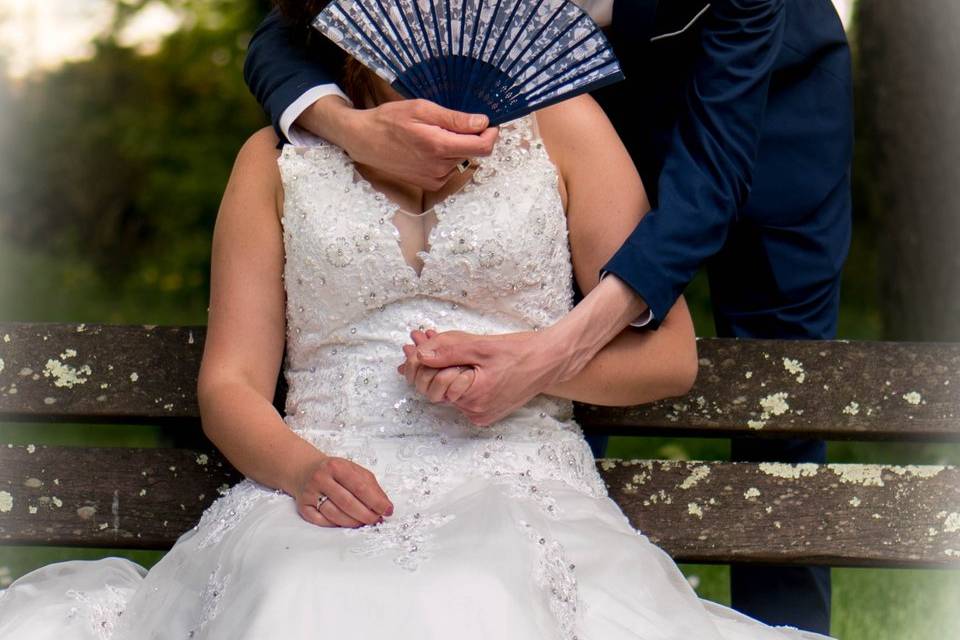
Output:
[298, 96, 499, 191]
[399, 329, 571, 426]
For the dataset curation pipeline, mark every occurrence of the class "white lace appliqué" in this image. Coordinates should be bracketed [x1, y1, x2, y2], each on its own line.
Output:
[345, 512, 456, 572]
[65, 585, 129, 640]
[192, 480, 284, 550]
[187, 564, 230, 638]
[520, 520, 582, 640]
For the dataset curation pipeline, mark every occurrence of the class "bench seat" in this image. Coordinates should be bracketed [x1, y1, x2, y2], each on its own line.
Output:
[0, 445, 958, 567]
[1, 323, 958, 569]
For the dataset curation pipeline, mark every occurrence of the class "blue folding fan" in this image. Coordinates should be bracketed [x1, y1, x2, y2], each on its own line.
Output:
[313, 0, 625, 126]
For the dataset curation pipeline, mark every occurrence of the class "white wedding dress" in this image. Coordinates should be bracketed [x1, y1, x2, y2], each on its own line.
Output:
[0, 117, 831, 640]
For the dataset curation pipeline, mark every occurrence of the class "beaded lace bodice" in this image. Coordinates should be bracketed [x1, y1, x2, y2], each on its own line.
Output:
[273, 115, 606, 498]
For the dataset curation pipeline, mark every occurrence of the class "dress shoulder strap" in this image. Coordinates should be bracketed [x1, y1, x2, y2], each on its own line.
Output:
[277, 140, 353, 191]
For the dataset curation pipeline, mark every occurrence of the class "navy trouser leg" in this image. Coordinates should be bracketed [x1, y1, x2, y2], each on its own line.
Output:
[707, 206, 848, 635]
[728, 439, 831, 634]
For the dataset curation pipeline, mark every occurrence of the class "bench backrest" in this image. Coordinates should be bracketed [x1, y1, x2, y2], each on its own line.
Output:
[1, 323, 958, 567]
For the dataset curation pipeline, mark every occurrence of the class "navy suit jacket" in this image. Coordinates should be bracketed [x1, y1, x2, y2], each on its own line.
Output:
[244, 0, 852, 329]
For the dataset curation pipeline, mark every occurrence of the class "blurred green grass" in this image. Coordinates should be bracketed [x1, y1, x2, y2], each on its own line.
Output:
[2, 241, 958, 639]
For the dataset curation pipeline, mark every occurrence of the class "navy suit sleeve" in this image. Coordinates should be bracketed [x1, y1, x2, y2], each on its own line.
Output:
[244, 8, 339, 139]
[602, 0, 786, 327]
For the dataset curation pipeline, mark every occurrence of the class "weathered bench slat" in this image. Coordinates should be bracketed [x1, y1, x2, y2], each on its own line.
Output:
[603, 458, 960, 567]
[2, 324, 959, 440]
[0, 324, 203, 425]
[582, 339, 960, 441]
[0, 445, 242, 549]
[1, 445, 957, 568]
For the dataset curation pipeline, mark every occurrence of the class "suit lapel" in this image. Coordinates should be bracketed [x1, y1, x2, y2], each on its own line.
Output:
[650, 2, 712, 42]
[610, 0, 711, 43]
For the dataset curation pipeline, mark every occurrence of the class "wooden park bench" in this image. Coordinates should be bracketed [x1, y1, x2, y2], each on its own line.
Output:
[0, 322, 958, 569]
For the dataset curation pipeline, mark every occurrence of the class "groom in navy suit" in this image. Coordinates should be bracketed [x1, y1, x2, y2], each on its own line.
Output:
[243, 0, 851, 634]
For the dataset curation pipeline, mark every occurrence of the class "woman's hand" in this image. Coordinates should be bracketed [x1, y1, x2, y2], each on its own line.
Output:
[398, 330, 477, 405]
[290, 454, 394, 528]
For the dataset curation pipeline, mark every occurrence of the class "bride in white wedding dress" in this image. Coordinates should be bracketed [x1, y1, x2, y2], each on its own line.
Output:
[0, 58, 832, 640]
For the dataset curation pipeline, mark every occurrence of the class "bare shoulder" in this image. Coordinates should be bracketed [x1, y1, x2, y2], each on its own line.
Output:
[533, 95, 628, 182]
[217, 127, 285, 226]
[535, 95, 618, 156]
[535, 94, 610, 135]
[224, 127, 283, 210]
[234, 127, 282, 176]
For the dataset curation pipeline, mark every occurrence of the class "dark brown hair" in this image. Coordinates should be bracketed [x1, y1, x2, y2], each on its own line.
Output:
[273, 0, 329, 26]
[273, 0, 379, 108]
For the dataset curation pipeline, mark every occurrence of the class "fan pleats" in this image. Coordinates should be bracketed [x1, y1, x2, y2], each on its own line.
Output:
[314, 0, 625, 126]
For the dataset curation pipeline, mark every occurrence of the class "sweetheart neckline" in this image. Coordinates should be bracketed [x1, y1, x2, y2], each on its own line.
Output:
[279, 114, 555, 284]
[345, 153, 497, 282]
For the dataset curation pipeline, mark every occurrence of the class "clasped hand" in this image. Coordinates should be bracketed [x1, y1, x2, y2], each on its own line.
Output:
[397, 329, 564, 426]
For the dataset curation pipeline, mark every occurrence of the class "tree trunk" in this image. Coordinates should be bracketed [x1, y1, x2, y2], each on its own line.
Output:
[855, 1, 960, 341]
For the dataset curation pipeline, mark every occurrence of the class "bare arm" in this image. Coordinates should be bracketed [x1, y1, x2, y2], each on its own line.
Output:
[197, 129, 392, 526]
[538, 96, 698, 405]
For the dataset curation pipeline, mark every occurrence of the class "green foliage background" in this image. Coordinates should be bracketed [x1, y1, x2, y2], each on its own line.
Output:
[0, 1, 957, 637]
[0, 0, 266, 323]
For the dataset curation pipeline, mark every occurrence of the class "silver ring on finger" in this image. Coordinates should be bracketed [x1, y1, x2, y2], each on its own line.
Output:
[316, 493, 330, 511]
[456, 158, 472, 173]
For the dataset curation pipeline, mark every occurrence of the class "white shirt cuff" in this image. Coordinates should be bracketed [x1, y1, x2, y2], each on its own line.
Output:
[599, 270, 655, 328]
[627, 308, 655, 329]
[279, 84, 352, 147]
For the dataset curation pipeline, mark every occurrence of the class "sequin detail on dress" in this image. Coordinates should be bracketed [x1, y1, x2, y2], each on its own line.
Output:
[66, 585, 129, 640]
[192, 480, 284, 550]
[187, 565, 229, 637]
[520, 520, 581, 640]
[345, 512, 456, 572]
